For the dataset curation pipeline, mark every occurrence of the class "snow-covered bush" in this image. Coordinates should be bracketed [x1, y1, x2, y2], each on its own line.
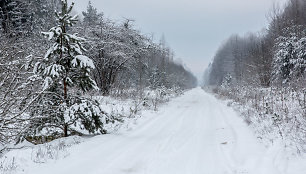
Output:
[0, 32, 43, 146]
[209, 86, 306, 153]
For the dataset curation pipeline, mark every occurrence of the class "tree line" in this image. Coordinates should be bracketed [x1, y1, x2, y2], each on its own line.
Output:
[203, 0, 306, 152]
[0, 0, 197, 145]
[204, 0, 305, 89]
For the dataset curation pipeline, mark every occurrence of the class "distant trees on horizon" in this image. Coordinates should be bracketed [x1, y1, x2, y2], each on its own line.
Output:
[204, 0, 305, 89]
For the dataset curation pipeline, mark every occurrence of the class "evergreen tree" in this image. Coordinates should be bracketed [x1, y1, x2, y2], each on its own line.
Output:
[29, 0, 112, 138]
[292, 31, 306, 80]
[82, 1, 103, 26]
[29, 0, 61, 32]
[272, 26, 306, 85]
[0, 0, 30, 36]
[272, 35, 294, 84]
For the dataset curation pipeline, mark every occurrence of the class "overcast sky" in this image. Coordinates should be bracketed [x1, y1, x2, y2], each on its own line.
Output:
[70, 0, 286, 80]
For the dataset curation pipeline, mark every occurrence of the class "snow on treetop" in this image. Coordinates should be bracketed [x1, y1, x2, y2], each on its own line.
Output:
[42, 27, 62, 40]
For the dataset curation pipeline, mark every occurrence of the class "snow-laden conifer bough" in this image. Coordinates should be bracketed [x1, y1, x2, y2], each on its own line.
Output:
[28, 0, 114, 139]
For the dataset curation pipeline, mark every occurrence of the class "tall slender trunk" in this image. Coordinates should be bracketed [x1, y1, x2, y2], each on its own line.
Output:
[61, 23, 69, 137]
[63, 79, 68, 137]
[64, 79, 67, 101]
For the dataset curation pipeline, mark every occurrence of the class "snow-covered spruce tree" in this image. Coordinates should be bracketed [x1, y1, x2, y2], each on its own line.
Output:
[272, 33, 294, 85]
[28, 0, 61, 32]
[29, 0, 113, 139]
[293, 33, 306, 82]
[82, 1, 103, 27]
[0, 0, 27, 35]
[272, 26, 306, 85]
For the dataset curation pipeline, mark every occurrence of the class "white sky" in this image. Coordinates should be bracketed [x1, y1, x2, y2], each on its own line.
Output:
[70, 0, 287, 81]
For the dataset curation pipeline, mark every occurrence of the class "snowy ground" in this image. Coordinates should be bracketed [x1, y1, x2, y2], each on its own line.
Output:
[1, 88, 305, 174]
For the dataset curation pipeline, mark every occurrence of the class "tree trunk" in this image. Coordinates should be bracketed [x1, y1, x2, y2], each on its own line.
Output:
[64, 124, 68, 137]
[63, 79, 68, 137]
[64, 79, 67, 101]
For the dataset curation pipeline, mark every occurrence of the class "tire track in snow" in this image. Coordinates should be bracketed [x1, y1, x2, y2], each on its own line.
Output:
[29, 88, 283, 174]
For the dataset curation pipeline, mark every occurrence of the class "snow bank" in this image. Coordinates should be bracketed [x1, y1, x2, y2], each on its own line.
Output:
[207, 86, 306, 153]
[0, 136, 83, 174]
[0, 88, 182, 174]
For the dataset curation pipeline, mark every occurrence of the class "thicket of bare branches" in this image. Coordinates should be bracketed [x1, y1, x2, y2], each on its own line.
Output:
[204, 0, 306, 152]
[0, 0, 197, 147]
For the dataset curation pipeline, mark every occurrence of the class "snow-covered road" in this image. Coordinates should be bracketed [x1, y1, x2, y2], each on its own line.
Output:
[29, 88, 302, 174]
